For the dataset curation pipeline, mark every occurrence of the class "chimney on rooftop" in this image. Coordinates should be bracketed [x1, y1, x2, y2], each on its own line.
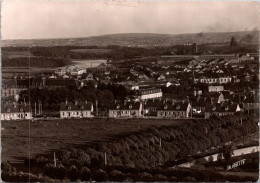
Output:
[65, 98, 68, 105]
[197, 95, 200, 102]
[85, 100, 88, 104]
[172, 100, 175, 105]
[75, 100, 78, 106]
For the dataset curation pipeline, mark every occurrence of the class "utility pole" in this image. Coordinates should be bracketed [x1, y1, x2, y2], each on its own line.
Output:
[104, 152, 107, 165]
[190, 102, 193, 118]
[54, 152, 57, 167]
[96, 100, 98, 117]
[35, 102, 36, 117]
[38, 101, 41, 115]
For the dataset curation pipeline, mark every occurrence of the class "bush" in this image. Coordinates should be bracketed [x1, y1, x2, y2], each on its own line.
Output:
[55, 165, 67, 180]
[182, 176, 197, 182]
[1, 161, 16, 173]
[79, 167, 91, 181]
[43, 163, 66, 180]
[110, 169, 125, 181]
[35, 156, 50, 166]
[92, 169, 107, 181]
[68, 165, 79, 181]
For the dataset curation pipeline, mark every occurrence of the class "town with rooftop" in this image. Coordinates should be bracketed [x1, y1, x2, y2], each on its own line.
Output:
[1, 1, 259, 182]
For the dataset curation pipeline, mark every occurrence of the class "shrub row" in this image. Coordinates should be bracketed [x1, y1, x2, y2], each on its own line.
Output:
[2, 114, 258, 181]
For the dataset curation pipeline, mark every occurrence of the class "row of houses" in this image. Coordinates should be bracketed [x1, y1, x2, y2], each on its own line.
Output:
[55, 65, 86, 76]
[194, 76, 232, 84]
[1, 102, 32, 120]
[2, 94, 257, 120]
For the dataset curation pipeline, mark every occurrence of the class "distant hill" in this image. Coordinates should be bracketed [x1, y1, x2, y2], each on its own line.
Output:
[2, 31, 259, 47]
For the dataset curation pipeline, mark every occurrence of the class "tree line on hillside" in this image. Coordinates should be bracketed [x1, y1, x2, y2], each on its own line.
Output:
[2, 57, 71, 67]
[3, 38, 258, 63]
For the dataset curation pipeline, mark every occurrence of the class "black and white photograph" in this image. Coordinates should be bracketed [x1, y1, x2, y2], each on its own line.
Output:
[1, 0, 259, 182]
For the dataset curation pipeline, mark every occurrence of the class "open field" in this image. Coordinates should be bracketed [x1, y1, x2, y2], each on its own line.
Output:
[70, 48, 112, 54]
[2, 67, 57, 79]
[2, 51, 33, 59]
[72, 59, 107, 68]
[1, 118, 184, 164]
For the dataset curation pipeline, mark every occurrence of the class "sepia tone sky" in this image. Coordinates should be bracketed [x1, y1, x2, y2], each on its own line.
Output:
[1, 1, 259, 40]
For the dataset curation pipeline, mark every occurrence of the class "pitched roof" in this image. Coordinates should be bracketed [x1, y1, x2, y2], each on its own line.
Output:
[2, 79, 17, 88]
[109, 101, 141, 110]
[16, 79, 33, 88]
[190, 98, 208, 107]
[60, 101, 93, 111]
[45, 79, 76, 87]
[157, 101, 190, 111]
[138, 87, 162, 95]
[243, 93, 258, 103]
[144, 99, 163, 108]
[1, 102, 31, 113]
[205, 102, 238, 113]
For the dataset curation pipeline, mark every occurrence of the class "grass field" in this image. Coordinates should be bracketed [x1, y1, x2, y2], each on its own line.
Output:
[2, 67, 57, 79]
[2, 51, 33, 59]
[1, 118, 184, 164]
[70, 49, 112, 54]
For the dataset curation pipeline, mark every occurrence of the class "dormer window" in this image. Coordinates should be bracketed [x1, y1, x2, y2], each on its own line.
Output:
[116, 105, 120, 109]
[81, 105, 84, 110]
[225, 106, 229, 111]
[164, 105, 168, 109]
[176, 105, 180, 110]
[20, 108, 23, 112]
[212, 106, 216, 111]
[7, 108, 10, 112]
[68, 105, 71, 110]
[129, 104, 132, 109]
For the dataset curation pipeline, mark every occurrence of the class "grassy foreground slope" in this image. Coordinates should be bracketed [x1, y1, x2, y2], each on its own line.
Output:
[2, 114, 258, 182]
[1, 118, 183, 163]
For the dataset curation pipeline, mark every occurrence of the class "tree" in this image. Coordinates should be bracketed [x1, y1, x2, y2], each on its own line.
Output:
[222, 145, 234, 164]
[230, 37, 237, 53]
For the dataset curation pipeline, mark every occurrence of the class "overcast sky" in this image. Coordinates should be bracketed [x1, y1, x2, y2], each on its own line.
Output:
[1, 1, 259, 40]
